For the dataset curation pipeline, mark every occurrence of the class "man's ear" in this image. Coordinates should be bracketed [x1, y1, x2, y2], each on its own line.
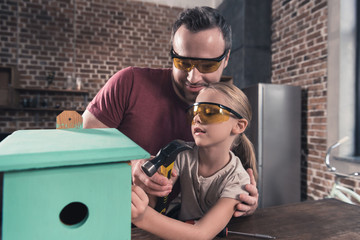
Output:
[232, 118, 248, 134]
[223, 50, 231, 68]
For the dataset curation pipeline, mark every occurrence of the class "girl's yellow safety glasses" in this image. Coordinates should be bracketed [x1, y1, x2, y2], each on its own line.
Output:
[187, 102, 243, 124]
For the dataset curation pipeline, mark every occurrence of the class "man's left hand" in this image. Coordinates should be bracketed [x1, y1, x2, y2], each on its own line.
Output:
[234, 168, 258, 217]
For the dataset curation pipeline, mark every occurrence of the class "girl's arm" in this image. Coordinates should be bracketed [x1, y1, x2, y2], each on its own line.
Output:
[132, 186, 238, 240]
[131, 185, 149, 222]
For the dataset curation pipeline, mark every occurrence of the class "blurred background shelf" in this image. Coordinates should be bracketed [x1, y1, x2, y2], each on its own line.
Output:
[0, 106, 85, 113]
[14, 87, 89, 95]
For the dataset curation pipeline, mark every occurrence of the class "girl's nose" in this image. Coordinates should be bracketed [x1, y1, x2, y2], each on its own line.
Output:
[192, 113, 202, 124]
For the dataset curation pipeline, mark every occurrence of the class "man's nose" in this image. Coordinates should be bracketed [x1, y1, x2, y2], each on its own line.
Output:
[187, 66, 203, 84]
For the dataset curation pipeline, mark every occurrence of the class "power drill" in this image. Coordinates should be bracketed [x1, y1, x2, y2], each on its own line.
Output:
[141, 139, 192, 214]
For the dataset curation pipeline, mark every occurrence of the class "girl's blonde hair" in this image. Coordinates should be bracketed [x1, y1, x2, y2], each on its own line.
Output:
[201, 82, 258, 180]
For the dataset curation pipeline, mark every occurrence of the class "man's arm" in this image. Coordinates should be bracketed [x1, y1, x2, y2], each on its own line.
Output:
[82, 110, 110, 128]
[234, 168, 259, 217]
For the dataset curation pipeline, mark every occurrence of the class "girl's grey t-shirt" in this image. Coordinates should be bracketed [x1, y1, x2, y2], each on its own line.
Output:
[174, 145, 250, 221]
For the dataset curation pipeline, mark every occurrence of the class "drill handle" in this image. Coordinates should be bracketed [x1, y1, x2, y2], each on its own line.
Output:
[159, 162, 175, 179]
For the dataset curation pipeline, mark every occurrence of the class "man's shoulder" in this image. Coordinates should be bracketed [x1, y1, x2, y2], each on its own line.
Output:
[113, 67, 171, 83]
[106, 67, 171, 87]
[129, 66, 172, 76]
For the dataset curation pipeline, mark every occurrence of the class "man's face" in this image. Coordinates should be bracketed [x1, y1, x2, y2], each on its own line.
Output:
[171, 25, 230, 104]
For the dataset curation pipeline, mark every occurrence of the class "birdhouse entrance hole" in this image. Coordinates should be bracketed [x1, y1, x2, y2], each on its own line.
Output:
[59, 202, 89, 228]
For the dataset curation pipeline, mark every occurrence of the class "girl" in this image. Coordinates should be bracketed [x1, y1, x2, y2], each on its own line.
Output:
[132, 82, 257, 240]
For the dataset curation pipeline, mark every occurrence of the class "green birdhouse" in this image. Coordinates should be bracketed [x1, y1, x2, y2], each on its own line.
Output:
[0, 128, 150, 240]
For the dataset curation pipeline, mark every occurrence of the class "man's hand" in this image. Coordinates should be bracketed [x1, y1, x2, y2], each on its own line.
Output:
[234, 168, 259, 217]
[131, 158, 173, 197]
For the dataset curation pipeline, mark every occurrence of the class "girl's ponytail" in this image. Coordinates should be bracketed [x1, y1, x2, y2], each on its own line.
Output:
[232, 134, 258, 181]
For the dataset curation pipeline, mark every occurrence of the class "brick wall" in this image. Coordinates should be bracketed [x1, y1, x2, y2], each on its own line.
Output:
[271, 0, 360, 200]
[0, 0, 182, 133]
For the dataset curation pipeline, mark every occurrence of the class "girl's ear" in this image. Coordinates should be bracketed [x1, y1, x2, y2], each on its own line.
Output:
[232, 119, 248, 134]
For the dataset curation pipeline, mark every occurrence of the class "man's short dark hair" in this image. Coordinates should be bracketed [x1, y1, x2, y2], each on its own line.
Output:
[170, 6, 232, 52]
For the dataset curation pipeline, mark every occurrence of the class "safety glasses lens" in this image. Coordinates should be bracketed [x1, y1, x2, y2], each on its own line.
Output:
[197, 60, 222, 73]
[187, 104, 230, 124]
[173, 58, 222, 73]
[173, 58, 193, 72]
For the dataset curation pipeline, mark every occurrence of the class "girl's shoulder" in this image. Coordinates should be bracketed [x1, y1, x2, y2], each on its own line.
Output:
[229, 151, 250, 176]
[177, 142, 197, 159]
[175, 142, 197, 168]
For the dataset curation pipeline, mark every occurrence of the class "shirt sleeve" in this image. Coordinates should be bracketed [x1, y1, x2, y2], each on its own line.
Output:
[86, 67, 134, 128]
[220, 167, 250, 199]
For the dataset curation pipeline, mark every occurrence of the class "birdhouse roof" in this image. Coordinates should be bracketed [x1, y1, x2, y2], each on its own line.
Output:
[0, 128, 150, 172]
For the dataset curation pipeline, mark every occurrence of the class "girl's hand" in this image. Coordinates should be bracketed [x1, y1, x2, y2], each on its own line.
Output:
[131, 185, 149, 223]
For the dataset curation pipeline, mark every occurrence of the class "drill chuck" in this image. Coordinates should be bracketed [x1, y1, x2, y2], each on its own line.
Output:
[141, 160, 158, 177]
[141, 140, 192, 177]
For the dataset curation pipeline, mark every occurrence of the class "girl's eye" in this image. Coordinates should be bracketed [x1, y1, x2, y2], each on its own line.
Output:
[204, 107, 218, 116]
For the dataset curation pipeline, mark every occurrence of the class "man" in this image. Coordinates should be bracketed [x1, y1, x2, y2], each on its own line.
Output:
[83, 6, 258, 216]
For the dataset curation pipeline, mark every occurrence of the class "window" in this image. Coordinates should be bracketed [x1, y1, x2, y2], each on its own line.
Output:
[356, 0, 360, 156]
[328, 0, 360, 168]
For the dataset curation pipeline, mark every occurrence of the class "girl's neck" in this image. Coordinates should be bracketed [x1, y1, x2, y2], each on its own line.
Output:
[197, 145, 232, 178]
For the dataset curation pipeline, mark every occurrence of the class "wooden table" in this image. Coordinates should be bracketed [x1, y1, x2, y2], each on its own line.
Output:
[131, 199, 360, 239]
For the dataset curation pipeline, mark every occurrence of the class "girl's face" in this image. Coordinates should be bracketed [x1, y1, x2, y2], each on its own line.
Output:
[191, 89, 241, 148]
